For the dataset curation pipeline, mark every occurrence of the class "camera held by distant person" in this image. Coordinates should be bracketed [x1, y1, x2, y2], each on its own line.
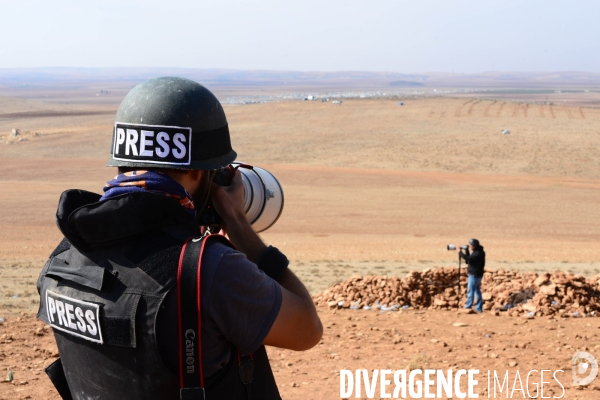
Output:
[446, 244, 468, 251]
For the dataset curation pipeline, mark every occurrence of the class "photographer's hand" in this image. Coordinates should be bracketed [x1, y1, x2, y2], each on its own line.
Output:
[211, 170, 323, 350]
[210, 170, 267, 263]
[210, 172, 323, 350]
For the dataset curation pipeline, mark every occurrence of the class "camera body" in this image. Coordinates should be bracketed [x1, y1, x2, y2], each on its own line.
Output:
[198, 162, 284, 233]
[447, 244, 468, 251]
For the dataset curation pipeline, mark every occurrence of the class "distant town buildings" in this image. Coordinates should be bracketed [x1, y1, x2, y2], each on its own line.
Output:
[219, 87, 481, 105]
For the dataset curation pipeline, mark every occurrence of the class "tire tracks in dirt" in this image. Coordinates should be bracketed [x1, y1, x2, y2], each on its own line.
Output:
[579, 107, 586, 119]
[454, 99, 474, 117]
[512, 103, 520, 117]
[496, 102, 506, 117]
[563, 106, 574, 119]
[483, 101, 497, 117]
[466, 100, 482, 116]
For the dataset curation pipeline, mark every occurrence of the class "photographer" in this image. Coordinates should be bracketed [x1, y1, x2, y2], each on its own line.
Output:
[459, 238, 486, 313]
[36, 77, 322, 400]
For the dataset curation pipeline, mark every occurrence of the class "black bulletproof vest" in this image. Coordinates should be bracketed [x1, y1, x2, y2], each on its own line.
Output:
[37, 224, 280, 399]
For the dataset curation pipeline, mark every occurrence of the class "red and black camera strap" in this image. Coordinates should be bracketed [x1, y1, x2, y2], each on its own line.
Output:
[177, 234, 255, 400]
[177, 236, 205, 400]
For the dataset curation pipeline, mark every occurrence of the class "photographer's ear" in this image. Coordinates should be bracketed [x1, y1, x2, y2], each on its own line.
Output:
[163, 169, 203, 195]
[189, 170, 202, 183]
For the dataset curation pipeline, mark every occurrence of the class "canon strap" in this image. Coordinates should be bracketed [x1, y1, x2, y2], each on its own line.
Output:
[178, 236, 205, 400]
[177, 234, 255, 400]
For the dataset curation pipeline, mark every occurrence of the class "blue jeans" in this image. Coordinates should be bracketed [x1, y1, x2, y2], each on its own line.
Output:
[465, 275, 483, 312]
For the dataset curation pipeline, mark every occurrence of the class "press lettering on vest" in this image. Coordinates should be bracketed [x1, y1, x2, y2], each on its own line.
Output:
[46, 290, 103, 344]
[185, 329, 196, 373]
[113, 123, 193, 165]
[75, 307, 86, 333]
[85, 310, 98, 336]
[65, 303, 77, 330]
[56, 300, 66, 326]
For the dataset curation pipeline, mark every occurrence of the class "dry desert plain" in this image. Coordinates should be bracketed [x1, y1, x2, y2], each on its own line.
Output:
[1, 92, 600, 399]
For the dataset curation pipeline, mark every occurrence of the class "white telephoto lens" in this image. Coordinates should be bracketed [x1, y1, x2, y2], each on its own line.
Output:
[235, 163, 284, 233]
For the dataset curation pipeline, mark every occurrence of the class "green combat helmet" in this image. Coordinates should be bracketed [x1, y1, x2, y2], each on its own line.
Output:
[107, 77, 236, 170]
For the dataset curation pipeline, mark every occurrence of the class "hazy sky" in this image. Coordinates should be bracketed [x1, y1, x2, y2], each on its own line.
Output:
[2, 0, 598, 73]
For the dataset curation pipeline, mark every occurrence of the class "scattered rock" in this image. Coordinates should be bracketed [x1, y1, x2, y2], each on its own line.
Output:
[539, 283, 557, 295]
[313, 268, 600, 318]
[453, 322, 468, 327]
[534, 274, 550, 287]
[11, 128, 20, 137]
[508, 360, 518, 367]
[571, 383, 585, 390]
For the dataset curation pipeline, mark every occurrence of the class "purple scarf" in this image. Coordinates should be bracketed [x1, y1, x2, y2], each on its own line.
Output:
[100, 170, 195, 219]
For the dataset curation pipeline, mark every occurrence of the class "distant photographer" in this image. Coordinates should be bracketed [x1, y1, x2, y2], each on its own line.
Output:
[459, 238, 486, 313]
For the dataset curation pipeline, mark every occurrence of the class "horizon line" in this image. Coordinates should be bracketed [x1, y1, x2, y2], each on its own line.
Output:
[1, 67, 600, 75]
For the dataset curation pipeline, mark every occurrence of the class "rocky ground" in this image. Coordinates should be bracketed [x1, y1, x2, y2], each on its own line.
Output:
[2, 309, 600, 399]
[314, 268, 600, 318]
[2, 95, 600, 399]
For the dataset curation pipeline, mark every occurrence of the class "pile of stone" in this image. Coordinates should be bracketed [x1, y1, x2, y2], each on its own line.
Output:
[313, 267, 600, 318]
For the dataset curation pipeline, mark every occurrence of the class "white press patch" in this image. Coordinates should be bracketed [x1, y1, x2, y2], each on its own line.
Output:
[46, 290, 103, 344]
[112, 122, 193, 166]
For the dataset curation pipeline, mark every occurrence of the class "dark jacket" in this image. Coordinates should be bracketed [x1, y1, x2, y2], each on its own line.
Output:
[37, 189, 281, 400]
[459, 246, 485, 277]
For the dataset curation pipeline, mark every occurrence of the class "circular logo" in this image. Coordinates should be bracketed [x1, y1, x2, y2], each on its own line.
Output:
[572, 351, 598, 386]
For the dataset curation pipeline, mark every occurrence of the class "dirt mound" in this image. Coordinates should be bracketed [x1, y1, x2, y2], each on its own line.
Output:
[313, 267, 600, 317]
